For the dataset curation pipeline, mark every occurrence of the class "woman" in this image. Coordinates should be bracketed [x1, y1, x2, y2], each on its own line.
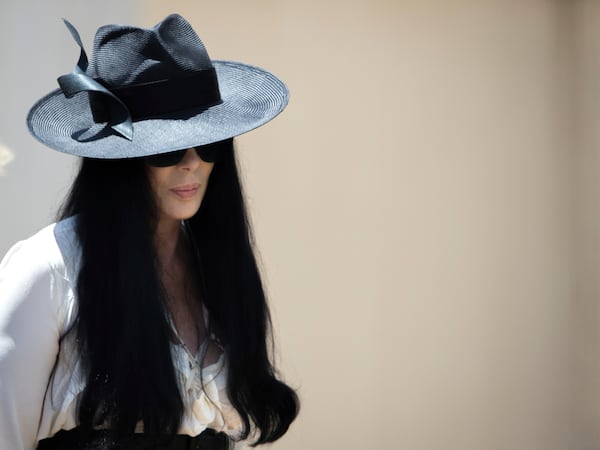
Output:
[0, 14, 299, 450]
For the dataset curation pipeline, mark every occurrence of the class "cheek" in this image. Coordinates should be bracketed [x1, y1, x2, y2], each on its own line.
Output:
[199, 163, 215, 189]
[146, 166, 169, 188]
[145, 166, 172, 205]
[204, 162, 215, 179]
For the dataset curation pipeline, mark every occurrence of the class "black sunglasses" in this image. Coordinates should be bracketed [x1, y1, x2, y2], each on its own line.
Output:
[144, 139, 232, 167]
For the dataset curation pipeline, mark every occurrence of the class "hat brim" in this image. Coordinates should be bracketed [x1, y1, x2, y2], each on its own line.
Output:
[26, 61, 289, 159]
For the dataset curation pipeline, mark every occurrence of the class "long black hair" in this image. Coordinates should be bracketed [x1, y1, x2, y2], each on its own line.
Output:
[58, 140, 299, 444]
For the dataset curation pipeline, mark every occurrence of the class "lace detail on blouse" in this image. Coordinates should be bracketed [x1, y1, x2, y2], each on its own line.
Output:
[167, 309, 243, 438]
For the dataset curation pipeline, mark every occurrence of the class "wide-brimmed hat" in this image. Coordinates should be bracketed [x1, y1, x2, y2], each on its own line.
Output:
[27, 14, 289, 159]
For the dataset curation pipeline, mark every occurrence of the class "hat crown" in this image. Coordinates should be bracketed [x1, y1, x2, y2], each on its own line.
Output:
[90, 14, 213, 87]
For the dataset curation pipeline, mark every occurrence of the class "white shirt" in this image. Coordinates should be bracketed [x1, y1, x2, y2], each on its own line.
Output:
[0, 218, 246, 450]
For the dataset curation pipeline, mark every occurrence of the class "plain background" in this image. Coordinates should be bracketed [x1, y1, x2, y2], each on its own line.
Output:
[1, 1, 599, 449]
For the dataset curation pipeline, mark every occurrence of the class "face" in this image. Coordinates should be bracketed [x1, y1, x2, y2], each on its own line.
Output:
[146, 148, 214, 229]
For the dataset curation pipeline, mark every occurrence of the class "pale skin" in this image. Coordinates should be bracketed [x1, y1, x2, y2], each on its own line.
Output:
[146, 148, 221, 366]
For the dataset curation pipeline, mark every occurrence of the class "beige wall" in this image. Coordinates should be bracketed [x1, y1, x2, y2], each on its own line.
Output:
[140, 1, 575, 449]
[572, 1, 600, 449]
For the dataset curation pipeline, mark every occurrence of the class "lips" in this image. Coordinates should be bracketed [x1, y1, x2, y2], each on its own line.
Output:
[170, 183, 200, 199]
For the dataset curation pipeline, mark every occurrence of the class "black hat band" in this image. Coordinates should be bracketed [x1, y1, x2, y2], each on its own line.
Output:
[90, 69, 223, 123]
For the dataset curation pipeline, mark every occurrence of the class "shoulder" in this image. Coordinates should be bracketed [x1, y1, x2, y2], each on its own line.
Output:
[0, 216, 80, 286]
[0, 217, 81, 332]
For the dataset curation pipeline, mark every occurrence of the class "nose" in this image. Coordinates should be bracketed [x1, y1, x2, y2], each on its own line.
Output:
[178, 148, 202, 171]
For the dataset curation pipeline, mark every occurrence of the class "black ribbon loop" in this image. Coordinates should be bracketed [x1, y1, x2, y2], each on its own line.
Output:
[57, 19, 133, 140]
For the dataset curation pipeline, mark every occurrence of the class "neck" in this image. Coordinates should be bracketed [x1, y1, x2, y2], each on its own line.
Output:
[154, 217, 184, 271]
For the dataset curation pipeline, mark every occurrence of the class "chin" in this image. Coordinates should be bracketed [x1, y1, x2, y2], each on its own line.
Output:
[175, 204, 202, 220]
[159, 196, 204, 222]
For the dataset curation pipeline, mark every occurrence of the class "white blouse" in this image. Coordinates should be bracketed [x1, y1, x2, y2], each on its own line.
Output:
[0, 218, 246, 450]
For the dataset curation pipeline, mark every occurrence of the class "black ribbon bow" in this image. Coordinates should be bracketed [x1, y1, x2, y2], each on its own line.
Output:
[57, 19, 134, 140]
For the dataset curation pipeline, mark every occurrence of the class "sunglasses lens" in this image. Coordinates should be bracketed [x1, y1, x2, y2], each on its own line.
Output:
[196, 146, 217, 163]
[145, 149, 186, 167]
[196, 138, 232, 163]
[144, 139, 232, 166]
